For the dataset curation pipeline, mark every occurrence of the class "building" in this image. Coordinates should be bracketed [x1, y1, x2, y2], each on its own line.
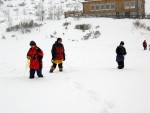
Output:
[82, 0, 145, 18]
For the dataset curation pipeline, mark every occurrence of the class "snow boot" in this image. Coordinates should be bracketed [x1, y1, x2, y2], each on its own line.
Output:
[59, 69, 63, 72]
[49, 69, 53, 73]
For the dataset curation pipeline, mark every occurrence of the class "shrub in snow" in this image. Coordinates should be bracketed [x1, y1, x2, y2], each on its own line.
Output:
[6, 25, 20, 32]
[13, 8, 19, 12]
[64, 10, 82, 18]
[147, 26, 150, 31]
[75, 24, 91, 31]
[18, 2, 26, 7]
[133, 20, 145, 29]
[11, 35, 15, 37]
[6, 19, 43, 33]
[82, 30, 101, 40]
[53, 31, 57, 35]
[50, 35, 55, 38]
[93, 31, 101, 38]
[95, 25, 100, 29]
[1, 35, 6, 39]
[0, 20, 5, 24]
[34, 22, 43, 27]
[7, 4, 13, 7]
[63, 22, 71, 27]
[133, 20, 150, 31]
[19, 20, 34, 29]
[82, 32, 92, 40]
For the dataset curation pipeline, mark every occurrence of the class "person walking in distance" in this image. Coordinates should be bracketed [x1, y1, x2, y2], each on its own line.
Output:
[143, 40, 147, 50]
[116, 41, 127, 69]
[50, 38, 65, 73]
[27, 41, 44, 79]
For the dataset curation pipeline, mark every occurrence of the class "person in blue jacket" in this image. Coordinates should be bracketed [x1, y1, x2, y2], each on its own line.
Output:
[116, 41, 127, 69]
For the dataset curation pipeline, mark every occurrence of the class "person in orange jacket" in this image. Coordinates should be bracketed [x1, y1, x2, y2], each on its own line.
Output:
[50, 38, 65, 73]
[27, 41, 44, 79]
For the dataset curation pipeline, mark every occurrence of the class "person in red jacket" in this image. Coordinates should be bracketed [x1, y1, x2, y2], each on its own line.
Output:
[50, 38, 65, 73]
[27, 41, 44, 79]
[143, 40, 147, 50]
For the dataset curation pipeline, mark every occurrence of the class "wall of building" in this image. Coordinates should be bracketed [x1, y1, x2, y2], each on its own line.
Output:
[82, 0, 145, 17]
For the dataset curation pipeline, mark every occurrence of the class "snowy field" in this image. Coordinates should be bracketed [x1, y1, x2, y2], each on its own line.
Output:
[0, 17, 150, 113]
[0, 0, 150, 113]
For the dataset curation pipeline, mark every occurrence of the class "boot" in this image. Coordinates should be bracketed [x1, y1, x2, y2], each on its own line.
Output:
[49, 69, 53, 73]
[59, 69, 63, 72]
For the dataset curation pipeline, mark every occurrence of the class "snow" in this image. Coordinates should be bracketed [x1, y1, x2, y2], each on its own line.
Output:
[0, 17, 150, 113]
[0, 0, 150, 113]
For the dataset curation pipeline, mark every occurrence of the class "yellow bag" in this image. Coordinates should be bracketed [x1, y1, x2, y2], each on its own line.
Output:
[26, 59, 30, 68]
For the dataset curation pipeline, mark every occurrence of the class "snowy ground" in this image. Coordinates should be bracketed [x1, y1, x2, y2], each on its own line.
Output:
[0, 17, 150, 113]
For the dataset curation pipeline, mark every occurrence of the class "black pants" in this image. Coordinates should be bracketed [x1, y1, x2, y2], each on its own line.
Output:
[117, 61, 124, 69]
[30, 69, 43, 78]
[144, 47, 147, 50]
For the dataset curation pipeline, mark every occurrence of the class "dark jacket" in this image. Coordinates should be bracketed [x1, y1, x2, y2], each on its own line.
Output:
[116, 45, 127, 62]
[51, 41, 65, 60]
[27, 46, 43, 69]
[143, 41, 147, 48]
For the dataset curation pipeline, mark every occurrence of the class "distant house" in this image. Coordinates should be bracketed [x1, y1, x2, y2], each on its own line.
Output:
[82, 0, 145, 18]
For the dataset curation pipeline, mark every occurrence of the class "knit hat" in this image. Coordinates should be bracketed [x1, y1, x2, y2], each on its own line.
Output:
[30, 41, 36, 46]
[120, 41, 124, 45]
[57, 38, 62, 41]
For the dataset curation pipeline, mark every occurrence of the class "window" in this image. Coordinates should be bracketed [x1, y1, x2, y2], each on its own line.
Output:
[105, 4, 110, 9]
[125, 2, 130, 9]
[90, 5, 95, 11]
[110, 3, 115, 9]
[124, 1, 135, 9]
[100, 4, 105, 10]
[130, 2, 135, 8]
[96, 5, 100, 10]
[90, 3, 115, 11]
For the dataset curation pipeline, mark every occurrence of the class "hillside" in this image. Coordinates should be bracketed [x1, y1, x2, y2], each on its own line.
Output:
[0, 0, 150, 113]
[0, 17, 150, 113]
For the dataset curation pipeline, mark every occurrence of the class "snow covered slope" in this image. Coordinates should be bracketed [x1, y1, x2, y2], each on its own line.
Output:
[0, 0, 150, 113]
[0, 17, 150, 113]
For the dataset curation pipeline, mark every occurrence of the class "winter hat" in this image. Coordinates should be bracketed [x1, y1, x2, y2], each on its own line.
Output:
[30, 41, 36, 46]
[57, 38, 62, 41]
[120, 41, 124, 45]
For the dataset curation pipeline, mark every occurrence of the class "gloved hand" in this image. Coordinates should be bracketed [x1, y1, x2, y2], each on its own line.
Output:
[27, 56, 31, 59]
[31, 54, 37, 59]
[31, 54, 35, 58]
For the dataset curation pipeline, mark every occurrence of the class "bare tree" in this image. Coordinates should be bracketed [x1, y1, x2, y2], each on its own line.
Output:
[3, 9, 12, 28]
[48, 0, 64, 20]
[55, 5, 63, 20]
[14, 7, 19, 16]
[36, 2, 45, 21]
[73, 2, 82, 12]
[48, 1, 54, 20]
[22, 8, 27, 15]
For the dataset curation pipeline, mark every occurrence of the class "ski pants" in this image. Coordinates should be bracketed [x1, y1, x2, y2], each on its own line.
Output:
[117, 61, 124, 69]
[30, 69, 43, 78]
[50, 60, 63, 71]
